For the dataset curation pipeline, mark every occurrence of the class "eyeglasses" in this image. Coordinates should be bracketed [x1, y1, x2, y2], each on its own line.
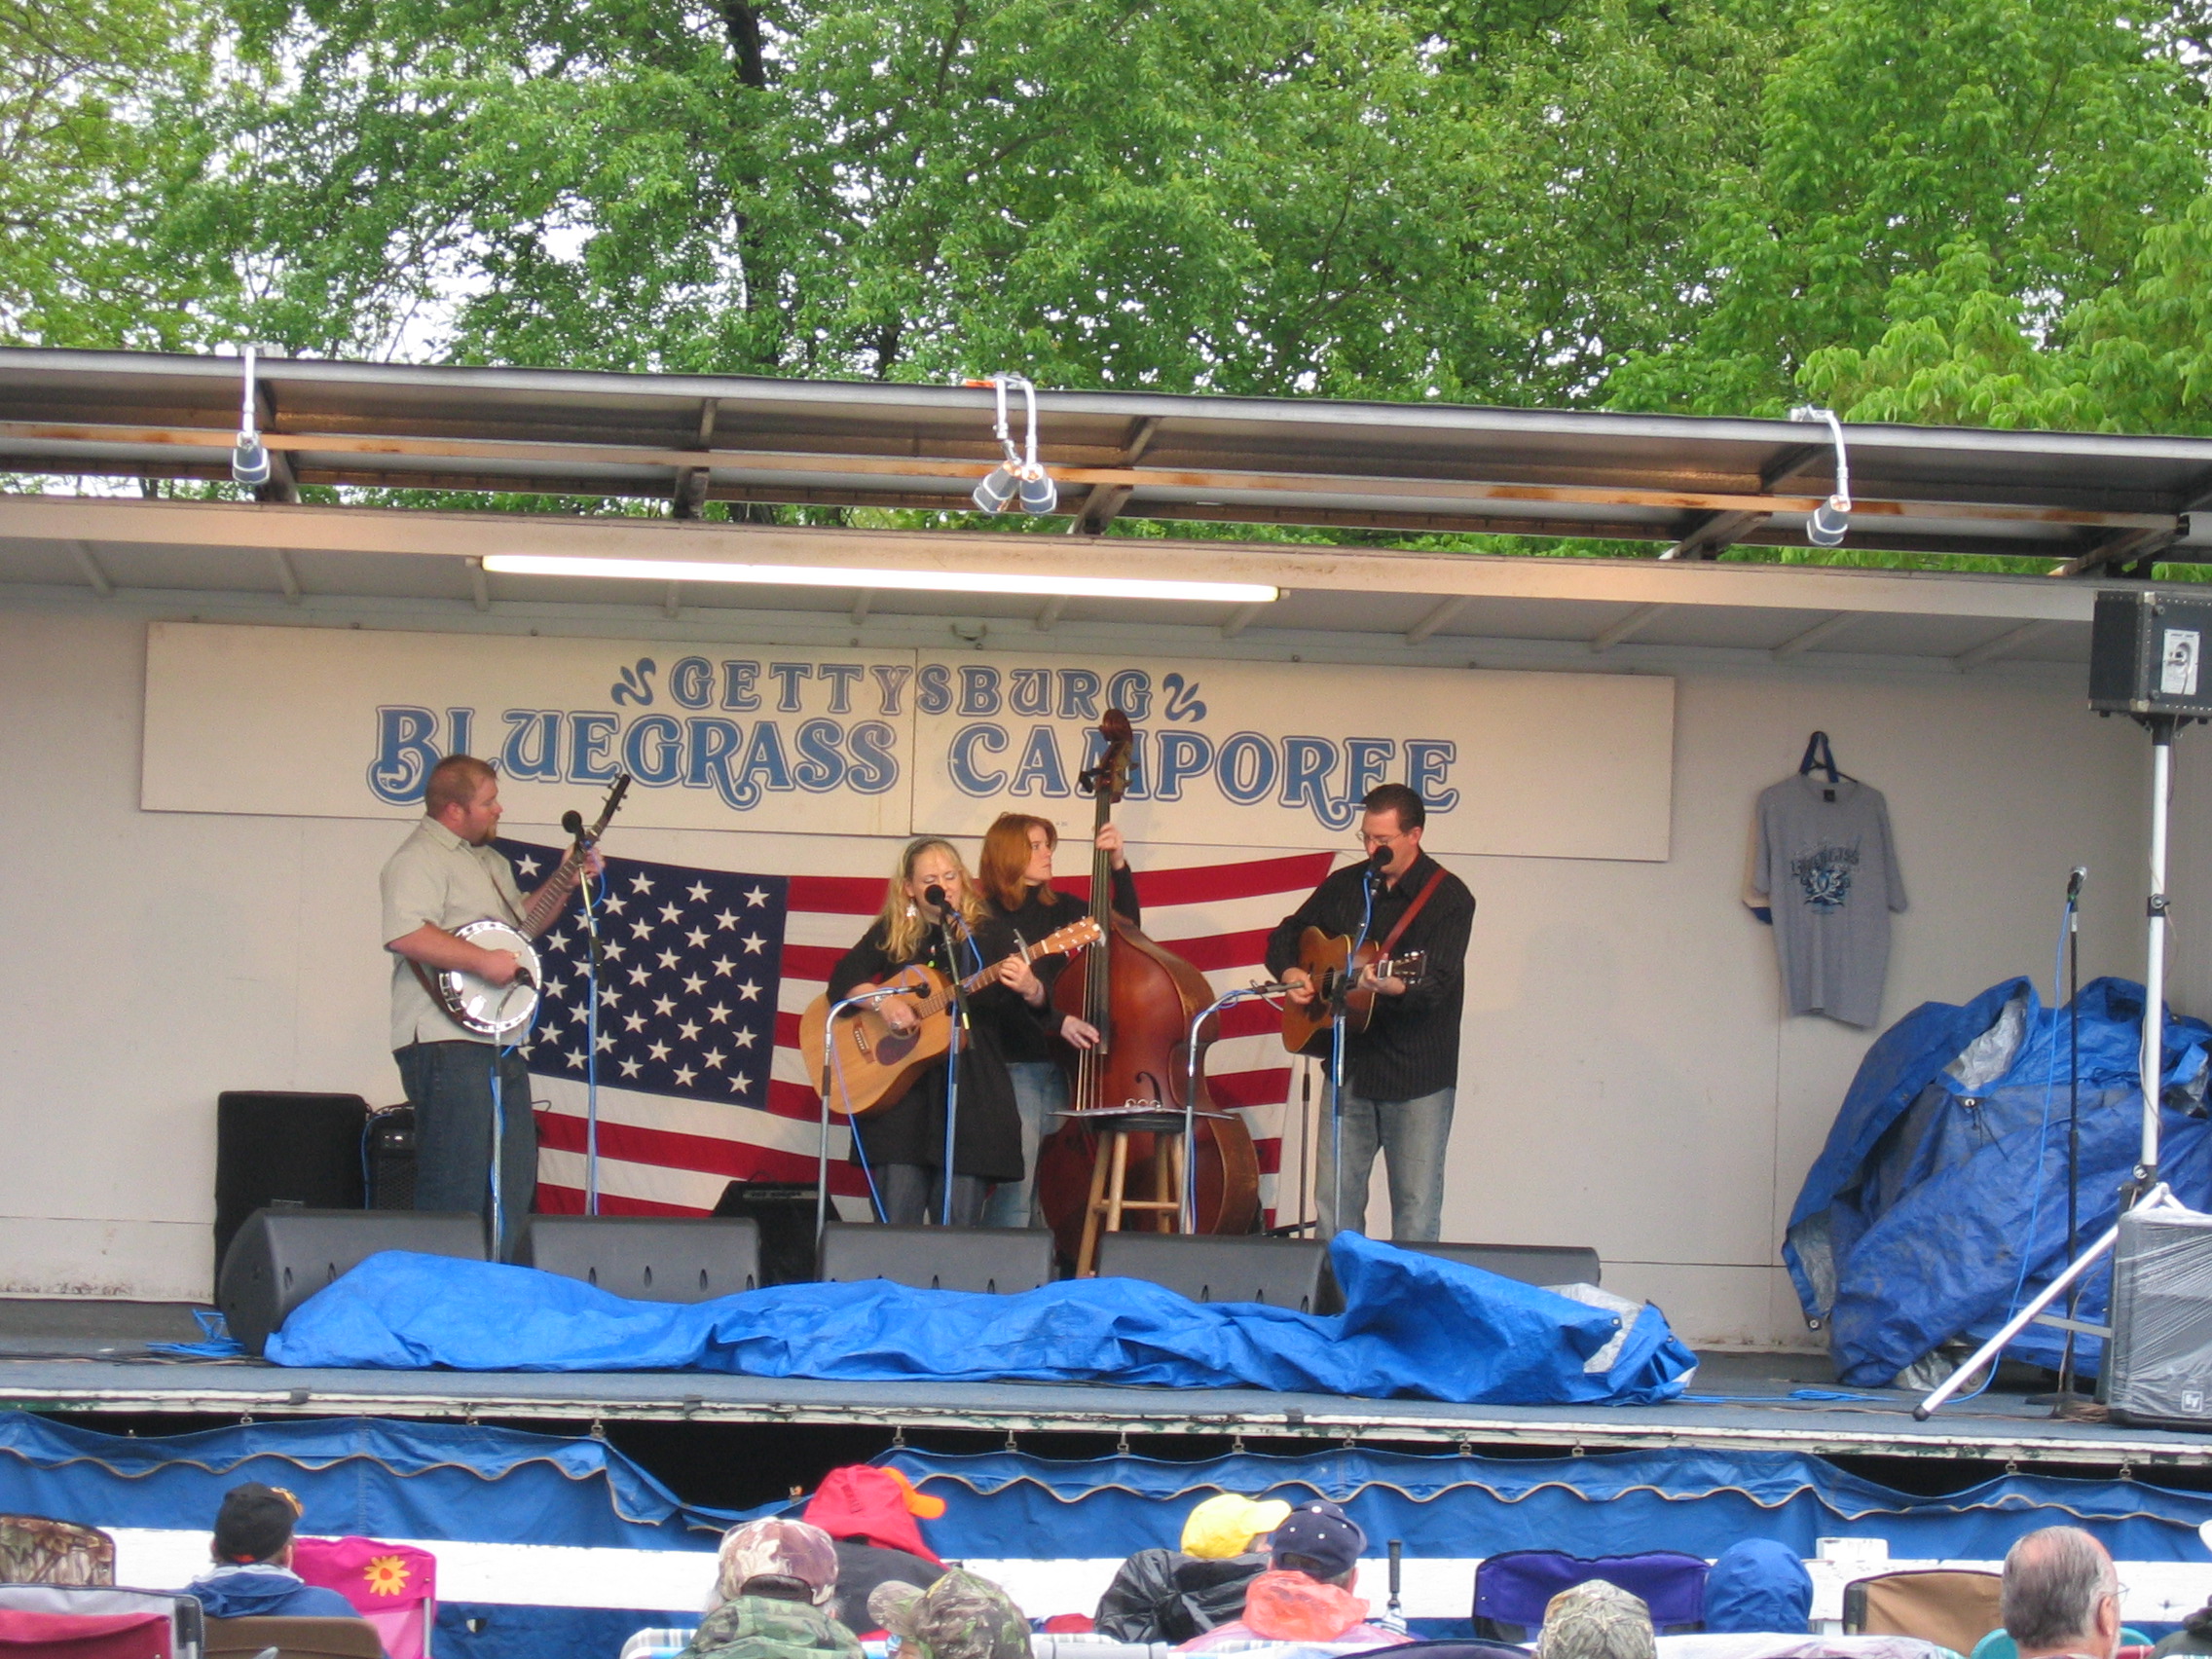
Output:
[1359, 832, 1408, 849]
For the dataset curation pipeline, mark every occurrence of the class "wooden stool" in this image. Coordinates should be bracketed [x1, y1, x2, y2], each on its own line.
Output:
[1075, 1116, 1189, 1277]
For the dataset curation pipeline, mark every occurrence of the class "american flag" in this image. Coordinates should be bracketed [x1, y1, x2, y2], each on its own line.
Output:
[502, 839, 1340, 1224]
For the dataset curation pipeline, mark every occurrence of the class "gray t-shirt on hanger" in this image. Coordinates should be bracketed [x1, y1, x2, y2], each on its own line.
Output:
[1752, 773, 1907, 1028]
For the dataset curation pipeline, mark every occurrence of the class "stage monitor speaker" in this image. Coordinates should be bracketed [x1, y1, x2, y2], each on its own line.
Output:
[1094, 1233, 1327, 1311]
[518, 1215, 760, 1303]
[712, 1180, 819, 1285]
[217, 1208, 486, 1355]
[213, 1091, 369, 1283]
[2089, 589, 2212, 719]
[818, 1222, 1054, 1294]
[1408, 1240, 1603, 1288]
[2104, 1204, 2212, 1427]
[364, 1106, 416, 1211]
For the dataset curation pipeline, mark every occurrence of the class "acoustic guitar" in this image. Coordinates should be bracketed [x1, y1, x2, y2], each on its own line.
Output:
[799, 917, 1102, 1117]
[1278, 927, 1427, 1055]
[424, 774, 631, 1038]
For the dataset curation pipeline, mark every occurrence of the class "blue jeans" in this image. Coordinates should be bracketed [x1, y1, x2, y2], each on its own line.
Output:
[395, 1040, 536, 1261]
[874, 1164, 989, 1227]
[1315, 1086, 1455, 1241]
[981, 1060, 1064, 1229]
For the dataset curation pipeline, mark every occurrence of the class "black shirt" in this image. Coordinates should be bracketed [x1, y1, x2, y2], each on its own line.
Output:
[1263, 850, 1475, 1100]
[987, 867, 1141, 1063]
[827, 915, 1026, 1181]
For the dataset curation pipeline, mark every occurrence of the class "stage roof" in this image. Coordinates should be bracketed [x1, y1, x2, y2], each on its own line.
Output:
[3, 348, 2206, 670]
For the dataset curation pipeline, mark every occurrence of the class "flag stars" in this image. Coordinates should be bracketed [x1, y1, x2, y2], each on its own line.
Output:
[566, 1049, 586, 1070]
[648, 1041, 671, 1061]
[703, 1050, 725, 1071]
[679, 1019, 701, 1041]
[737, 981, 762, 1002]
[682, 973, 706, 994]
[741, 934, 766, 955]
[659, 903, 682, 924]
[657, 949, 680, 970]
[744, 886, 769, 907]
[714, 909, 739, 930]
[712, 956, 735, 977]
[630, 872, 654, 895]
[686, 928, 710, 948]
[733, 1028, 756, 1049]
[629, 919, 653, 940]
[688, 881, 711, 903]
[602, 894, 627, 915]
[603, 940, 626, 962]
[546, 931, 570, 952]
[673, 1064, 695, 1087]
[730, 1075, 751, 1094]
[595, 1031, 615, 1052]
[708, 1003, 731, 1024]
[516, 856, 542, 878]
[627, 966, 651, 986]
[623, 1012, 646, 1032]
[618, 1056, 642, 1079]
[653, 996, 676, 1016]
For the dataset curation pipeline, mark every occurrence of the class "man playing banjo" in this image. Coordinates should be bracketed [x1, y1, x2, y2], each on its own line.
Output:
[382, 755, 598, 1258]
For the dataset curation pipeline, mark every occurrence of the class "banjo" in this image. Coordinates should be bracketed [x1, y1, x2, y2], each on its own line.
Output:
[424, 774, 631, 1038]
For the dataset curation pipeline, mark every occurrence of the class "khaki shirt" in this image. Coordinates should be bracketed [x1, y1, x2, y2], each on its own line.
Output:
[381, 816, 526, 1050]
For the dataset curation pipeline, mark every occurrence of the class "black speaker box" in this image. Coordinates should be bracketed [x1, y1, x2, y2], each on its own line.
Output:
[213, 1091, 370, 1282]
[2104, 1204, 2212, 1427]
[1408, 1240, 1603, 1288]
[2089, 589, 2212, 719]
[217, 1207, 486, 1354]
[518, 1215, 761, 1302]
[818, 1221, 1055, 1294]
[365, 1106, 417, 1211]
[1095, 1233, 1328, 1310]
[712, 1180, 820, 1285]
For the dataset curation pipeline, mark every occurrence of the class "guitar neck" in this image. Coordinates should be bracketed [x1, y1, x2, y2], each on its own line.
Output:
[516, 844, 588, 938]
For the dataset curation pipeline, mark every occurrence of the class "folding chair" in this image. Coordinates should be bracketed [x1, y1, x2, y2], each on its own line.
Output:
[0, 1519, 115, 1588]
[1842, 1568, 2004, 1655]
[203, 1614, 386, 1659]
[1473, 1549, 1711, 1642]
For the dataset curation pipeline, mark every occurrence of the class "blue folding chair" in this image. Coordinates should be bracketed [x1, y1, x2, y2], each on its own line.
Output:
[1472, 1549, 1711, 1642]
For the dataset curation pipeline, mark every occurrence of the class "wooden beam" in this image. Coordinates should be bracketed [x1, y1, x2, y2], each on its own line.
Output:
[1220, 601, 1266, 639]
[1072, 417, 1161, 535]
[850, 589, 874, 625]
[270, 547, 302, 604]
[1955, 619, 2058, 669]
[1662, 509, 1770, 562]
[673, 398, 719, 520]
[1590, 603, 1664, 653]
[69, 539, 113, 598]
[1405, 596, 1472, 645]
[1771, 611, 1864, 659]
[251, 384, 300, 504]
[466, 556, 490, 612]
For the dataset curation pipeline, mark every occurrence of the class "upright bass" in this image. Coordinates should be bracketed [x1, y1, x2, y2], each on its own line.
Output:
[1034, 711, 1260, 1265]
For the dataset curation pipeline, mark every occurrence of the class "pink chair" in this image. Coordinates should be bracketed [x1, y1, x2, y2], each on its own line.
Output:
[0, 1607, 170, 1658]
[290, 1538, 436, 1659]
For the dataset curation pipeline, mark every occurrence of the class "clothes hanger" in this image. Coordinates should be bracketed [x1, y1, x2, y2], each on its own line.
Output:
[1797, 731, 1860, 801]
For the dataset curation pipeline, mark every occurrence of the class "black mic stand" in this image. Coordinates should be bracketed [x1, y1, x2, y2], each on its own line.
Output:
[2051, 866, 2093, 1414]
[936, 902, 970, 1228]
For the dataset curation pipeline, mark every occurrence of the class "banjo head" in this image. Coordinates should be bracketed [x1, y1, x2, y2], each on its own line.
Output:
[442, 918, 542, 1037]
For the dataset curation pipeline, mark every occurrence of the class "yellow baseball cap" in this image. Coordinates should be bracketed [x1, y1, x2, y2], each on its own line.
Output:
[1181, 1493, 1293, 1560]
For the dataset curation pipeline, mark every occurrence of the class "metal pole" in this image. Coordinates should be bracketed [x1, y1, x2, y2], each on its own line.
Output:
[2056, 875, 2084, 1404]
[2140, 719, 2175, 1181]
[1184, 983, 1293, 1234]
[815, 985, 920, 1249]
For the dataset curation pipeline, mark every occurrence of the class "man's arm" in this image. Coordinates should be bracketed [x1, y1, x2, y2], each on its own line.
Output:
[386, 923, 521, 986]
[1376, 880, 1474, 1015]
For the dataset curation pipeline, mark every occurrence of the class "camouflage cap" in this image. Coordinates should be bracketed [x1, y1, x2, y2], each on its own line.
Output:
[716, 1518, 842, 1607]
[868, 1568, 1029, 1659]
[1534, 1580, 1657, 1659]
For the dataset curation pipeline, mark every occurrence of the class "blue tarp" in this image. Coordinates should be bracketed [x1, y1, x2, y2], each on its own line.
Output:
[1785, 976, 2212, 1387]
[268, 1233, 1699, 1408]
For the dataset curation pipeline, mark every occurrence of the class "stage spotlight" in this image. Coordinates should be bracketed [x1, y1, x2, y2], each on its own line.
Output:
[973, 463, 1018, 513]
[1788, 404, 1851, 546]
[964, 373, 1057, 515]
[231, 345, 271, 488]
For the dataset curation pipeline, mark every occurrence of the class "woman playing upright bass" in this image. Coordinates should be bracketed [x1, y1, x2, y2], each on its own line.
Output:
[975, 815, 1135, 1227]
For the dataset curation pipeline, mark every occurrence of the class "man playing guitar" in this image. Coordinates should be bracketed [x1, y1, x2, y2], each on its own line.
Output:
[1265, 783, 1475, 1242]
[381, 755, 600, 1259]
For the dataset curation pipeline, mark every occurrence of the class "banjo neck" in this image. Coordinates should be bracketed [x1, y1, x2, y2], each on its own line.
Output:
[514, 773, 632, 939]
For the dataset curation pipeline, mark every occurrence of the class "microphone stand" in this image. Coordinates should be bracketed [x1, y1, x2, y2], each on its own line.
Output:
[1184, 981, 1295, 1234]
[938, 908, 971, 1228]
[1328, 855, 1384, 1236]
[816, 984, 923, 1245]
[2053, 868, 2088, 1410]
[567, 824, 607, 1218]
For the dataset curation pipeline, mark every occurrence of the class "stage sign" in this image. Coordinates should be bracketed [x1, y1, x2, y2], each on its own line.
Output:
[142, 622, 1675, 859]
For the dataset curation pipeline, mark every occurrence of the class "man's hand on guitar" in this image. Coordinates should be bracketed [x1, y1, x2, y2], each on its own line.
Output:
[477, 947, 524, 987]
[1282, 967, 1315, 1006]
[1357, 963, 1408, 997]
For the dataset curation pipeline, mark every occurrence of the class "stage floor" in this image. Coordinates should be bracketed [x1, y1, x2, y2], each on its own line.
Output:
[0, 1301, 2205, 1469]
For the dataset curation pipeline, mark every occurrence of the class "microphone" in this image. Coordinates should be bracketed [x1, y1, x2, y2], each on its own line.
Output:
[561, 809, 585, 837]
[2068, 866, 2087, 902]
[923, 883, 948, 911]
[1368, 845, 1393, 879]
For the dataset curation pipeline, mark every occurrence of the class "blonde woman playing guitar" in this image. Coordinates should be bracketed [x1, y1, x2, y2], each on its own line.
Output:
[380, 755, 606, 1260]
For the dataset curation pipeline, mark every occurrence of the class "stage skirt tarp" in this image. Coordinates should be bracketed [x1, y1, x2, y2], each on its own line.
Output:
[1784, 976, 2212, 1388]
[264, 1233, 1700, 1408]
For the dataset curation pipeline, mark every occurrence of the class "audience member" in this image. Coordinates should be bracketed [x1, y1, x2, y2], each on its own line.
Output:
[1533, 1581, 1656, 1659]
[181, 1483, 363, 1622]
[682, 1518, 862, 1659]
[1178, 1500, 1407, 1650]
[2003, 1528, 2121, 1659]
[2152, 1605, 2212, 1659]
[803, 1467, 947, 1631]
[871, 1568, 1031, 1659]
[1095, 1494, 1288, 1642]
[1702, 1540, 1814, 1636]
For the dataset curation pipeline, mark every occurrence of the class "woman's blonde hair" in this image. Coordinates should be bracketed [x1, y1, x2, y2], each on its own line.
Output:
[877, 836, 988, 961]
[978, 813, 1056, 911]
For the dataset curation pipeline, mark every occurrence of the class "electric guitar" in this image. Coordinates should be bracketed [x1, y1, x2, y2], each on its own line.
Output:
[799, 917, 1103, 1117]
[424, 774, 631, 1038]
[1279, 927, 1427, 1055]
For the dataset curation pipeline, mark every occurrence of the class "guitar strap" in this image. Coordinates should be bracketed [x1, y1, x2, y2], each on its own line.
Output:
[1378, 866, 1448, 957]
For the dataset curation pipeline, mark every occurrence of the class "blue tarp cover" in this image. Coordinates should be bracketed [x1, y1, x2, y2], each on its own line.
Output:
[267, 1233, 1699, 1407]
[1785, 976, 2212, 1386]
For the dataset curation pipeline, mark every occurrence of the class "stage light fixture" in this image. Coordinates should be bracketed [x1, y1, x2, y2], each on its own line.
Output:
[231, 345, 271, 488]
[965, 373, 1057, 515]
[1788, 404, 1851, 546]
[479, 553, 1278, 606]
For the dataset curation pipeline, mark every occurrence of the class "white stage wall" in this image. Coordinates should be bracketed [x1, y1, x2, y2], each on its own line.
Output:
[0, 606, 2154, 1346]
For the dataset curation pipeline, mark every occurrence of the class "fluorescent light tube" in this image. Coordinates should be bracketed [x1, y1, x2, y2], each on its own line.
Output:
[478, 554, 1278, 605]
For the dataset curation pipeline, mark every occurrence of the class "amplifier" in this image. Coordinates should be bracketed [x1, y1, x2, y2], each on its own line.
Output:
[712, 1180, 820, 1285]
[365, 1106, 417, 1210]
[217, 1207, 487, 1354]
[2088, 589, 2212, 719]
[212, 1091, 368, 1285]
[2103, 1204, 2212, 1428]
